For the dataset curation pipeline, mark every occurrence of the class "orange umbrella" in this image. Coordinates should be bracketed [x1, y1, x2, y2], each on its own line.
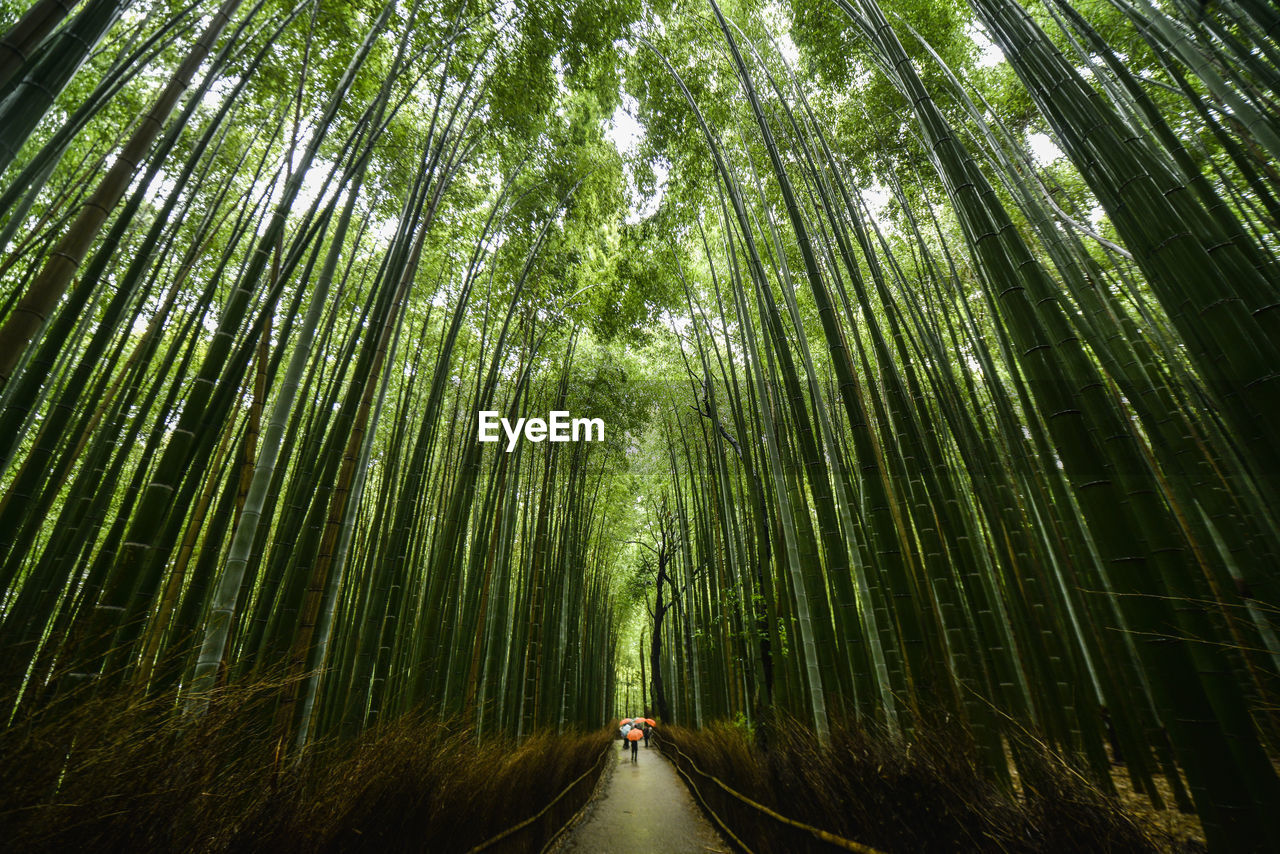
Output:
[627, 728, 644, 741]
[642, 718, 656, 726]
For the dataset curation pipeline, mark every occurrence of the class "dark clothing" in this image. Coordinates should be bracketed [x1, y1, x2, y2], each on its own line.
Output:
[629, 738, 638, 761]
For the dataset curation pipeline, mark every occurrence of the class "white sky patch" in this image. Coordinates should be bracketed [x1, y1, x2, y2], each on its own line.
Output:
[767, 12, 800, 67]
[606, 97, 643, 156]
[862, 180, 894, 221]
[636, 160, 668, 223]
[247, 155, 333, 238]
[1027, 132, 1064, 165]
[776, 32, 800, 66]
[294, 158, 332, 214]
[968, 23, 1004, 69]
[606, 95, 667, 224]
[200, 72, 238, 113]
[761, 1, 800, 66]
[663, 310, 692, 336]
[377, 216, 400, 243]
[494, 0, 517, 26]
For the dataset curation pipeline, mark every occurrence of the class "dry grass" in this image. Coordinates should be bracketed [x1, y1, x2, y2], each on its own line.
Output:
[1108, 766, 1206, 852]
[659, 712, 1205, 854]
[0, 682, 610, 853]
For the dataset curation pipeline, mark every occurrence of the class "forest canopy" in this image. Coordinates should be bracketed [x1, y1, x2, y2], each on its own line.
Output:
[1, 0, 1279, 850]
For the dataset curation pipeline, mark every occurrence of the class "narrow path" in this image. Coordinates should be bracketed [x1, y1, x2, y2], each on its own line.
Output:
[556, 740, 731, 854]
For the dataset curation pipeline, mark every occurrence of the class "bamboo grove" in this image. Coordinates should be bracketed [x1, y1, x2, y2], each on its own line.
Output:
[628, 0, 1280, 851]
[0, 0, 649, 748]
[2, 0, 1279, 850]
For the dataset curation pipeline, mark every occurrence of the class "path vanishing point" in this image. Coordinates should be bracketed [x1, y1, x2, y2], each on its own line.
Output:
[555, 740, 730, 854]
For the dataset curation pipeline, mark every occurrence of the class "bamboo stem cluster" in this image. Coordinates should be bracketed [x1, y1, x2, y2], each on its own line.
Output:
[0, 0, 624, 754]
[642, 1, 1280, 850]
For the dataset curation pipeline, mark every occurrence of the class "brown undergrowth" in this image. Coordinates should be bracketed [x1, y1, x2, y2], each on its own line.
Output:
[658, 713, 1205, 854]
[0, 681, 610, 853]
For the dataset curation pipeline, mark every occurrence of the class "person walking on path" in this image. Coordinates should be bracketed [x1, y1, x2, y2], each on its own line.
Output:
[620, 722, 631, 750]
[643, 723, 651, 748]
[629, 734, 639, 762]
[557, 726, 729, 854]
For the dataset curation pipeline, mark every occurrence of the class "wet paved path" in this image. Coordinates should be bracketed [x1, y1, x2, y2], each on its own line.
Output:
[556, 740, 731, 854]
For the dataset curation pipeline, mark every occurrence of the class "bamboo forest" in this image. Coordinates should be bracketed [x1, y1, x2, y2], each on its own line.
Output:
[1, 0, 1278, 850]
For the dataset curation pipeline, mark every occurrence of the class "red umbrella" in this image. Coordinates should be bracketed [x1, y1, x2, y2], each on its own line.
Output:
[627, 728, 644, 741]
